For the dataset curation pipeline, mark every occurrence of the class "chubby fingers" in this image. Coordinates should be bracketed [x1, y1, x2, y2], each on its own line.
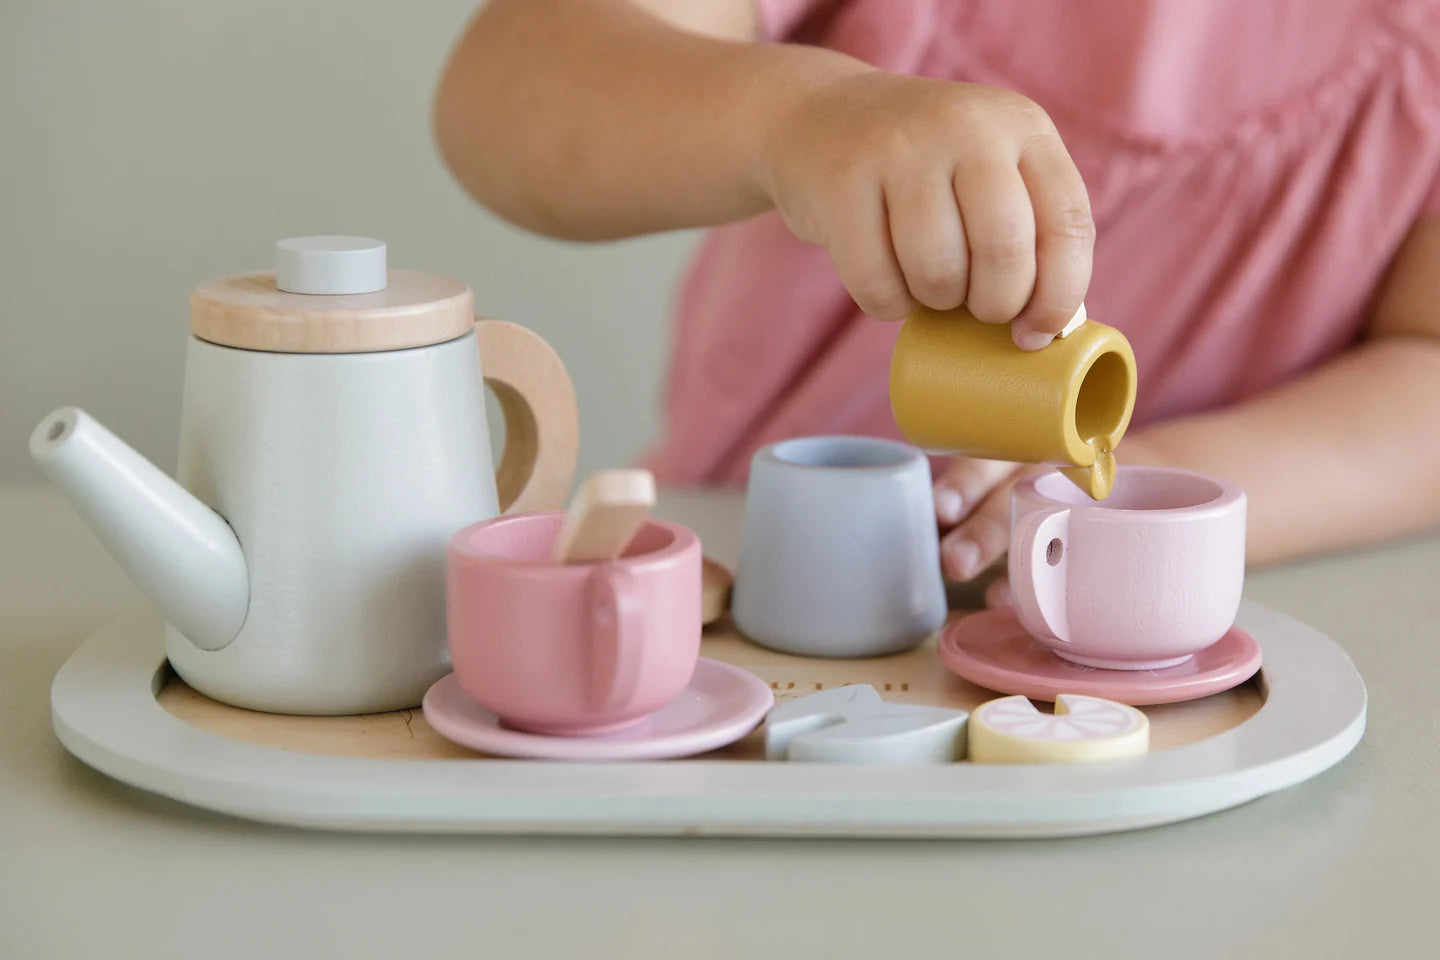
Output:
[933, 456, 1020, 527]
[941, 485, 1012, 582]
[886, 170, 968, 312]
[954, 160, 1036, 329]
[826, 185, 914, 322]
[939, 465, 1047, 581]
[823, 93, 1093, 337]
[985, 575, 1014, 610]
[830, 169, 973, 321]
[1011, 133, 1094, 348]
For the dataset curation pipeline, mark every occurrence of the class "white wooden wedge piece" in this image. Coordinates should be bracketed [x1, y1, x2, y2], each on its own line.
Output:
[764, 684, 968, 764]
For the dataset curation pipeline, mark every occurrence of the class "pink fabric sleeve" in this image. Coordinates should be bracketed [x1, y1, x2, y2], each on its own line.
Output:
[1422, 167, 1440, 219]
[752, 0, 831, 41]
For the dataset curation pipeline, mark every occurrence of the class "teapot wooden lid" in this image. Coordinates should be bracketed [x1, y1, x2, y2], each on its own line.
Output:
[190, 237, 474, 353]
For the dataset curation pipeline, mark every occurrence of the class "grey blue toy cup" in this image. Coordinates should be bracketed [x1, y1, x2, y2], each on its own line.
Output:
[732, 436, 948, 658]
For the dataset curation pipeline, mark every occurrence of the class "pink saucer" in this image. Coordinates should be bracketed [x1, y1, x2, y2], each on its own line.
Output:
[938, 609, 1262, 706]
[422, 658, 774, 761]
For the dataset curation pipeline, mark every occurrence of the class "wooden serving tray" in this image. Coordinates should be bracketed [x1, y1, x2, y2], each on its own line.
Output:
[157, 619, 1263, 761]
[52, 602, 1365, 837]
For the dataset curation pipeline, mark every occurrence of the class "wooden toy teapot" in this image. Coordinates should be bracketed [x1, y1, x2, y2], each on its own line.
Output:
[888, 304, 1137, 499]
[29, 237, 579, 715]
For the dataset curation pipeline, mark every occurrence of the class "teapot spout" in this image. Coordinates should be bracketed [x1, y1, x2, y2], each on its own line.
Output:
[29, 408, 249, 651]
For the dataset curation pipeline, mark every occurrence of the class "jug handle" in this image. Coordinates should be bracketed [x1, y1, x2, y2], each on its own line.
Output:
[475, 318, 580, 513]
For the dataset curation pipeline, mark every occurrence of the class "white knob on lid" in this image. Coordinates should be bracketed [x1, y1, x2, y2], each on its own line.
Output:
[274, 236, 388, 295]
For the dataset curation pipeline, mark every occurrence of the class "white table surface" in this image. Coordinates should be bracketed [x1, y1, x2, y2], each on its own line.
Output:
[1, 483, 1436, 959]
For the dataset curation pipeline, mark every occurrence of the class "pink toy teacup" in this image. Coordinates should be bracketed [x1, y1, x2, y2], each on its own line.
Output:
[447, 512, 702, 735]
[1009, 466, 1246, 670]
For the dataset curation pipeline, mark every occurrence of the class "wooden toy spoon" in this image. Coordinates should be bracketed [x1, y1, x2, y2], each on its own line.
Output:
[701, 557, 732, 626]
[551, 469, 657, 564]
[552, 470, 732, 623]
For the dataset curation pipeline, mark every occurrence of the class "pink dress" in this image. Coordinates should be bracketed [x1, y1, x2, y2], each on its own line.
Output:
[643, 0, 1440, 484]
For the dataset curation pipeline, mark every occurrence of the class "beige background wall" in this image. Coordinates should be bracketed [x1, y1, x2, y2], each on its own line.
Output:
[0, 0, 696, 484]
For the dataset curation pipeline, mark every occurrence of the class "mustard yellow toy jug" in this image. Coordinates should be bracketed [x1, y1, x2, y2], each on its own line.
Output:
[889, 305, 1136, 499]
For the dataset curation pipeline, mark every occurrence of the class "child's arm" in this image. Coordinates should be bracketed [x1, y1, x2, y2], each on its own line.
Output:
[434, 0, 1094, 342]
[1124, 219, 1440, 564]
[938, 219, 1440, 579]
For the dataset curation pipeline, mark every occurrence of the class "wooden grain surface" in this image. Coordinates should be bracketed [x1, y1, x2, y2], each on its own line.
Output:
[474, 319, 580, 515]
[190, 270, 475, 353]
[157, 614, 1262, 760]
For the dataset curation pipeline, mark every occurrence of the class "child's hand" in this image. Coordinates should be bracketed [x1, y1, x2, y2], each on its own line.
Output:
[758, 72, 1093, 348]
[934, 457, 1050, 582]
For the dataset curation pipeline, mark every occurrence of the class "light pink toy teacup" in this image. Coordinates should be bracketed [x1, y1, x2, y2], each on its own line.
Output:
[1009, 466, 1246, 670]
[447, 512, 701, 735]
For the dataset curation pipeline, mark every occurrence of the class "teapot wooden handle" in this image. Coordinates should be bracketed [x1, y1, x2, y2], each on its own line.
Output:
[474, 318, 579, 514]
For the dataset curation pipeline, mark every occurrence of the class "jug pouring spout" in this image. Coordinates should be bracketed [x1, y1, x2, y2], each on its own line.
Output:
[29, 407, 249, 651]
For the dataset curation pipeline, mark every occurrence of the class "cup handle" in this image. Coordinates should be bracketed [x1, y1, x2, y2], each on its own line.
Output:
[475, 318, 580, 514]
[1009, 506, 1071, 644]
[588, 564, 648, 712]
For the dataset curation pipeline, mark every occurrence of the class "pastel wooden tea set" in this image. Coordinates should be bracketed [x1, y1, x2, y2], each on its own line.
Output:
[30, 237, 1366, 835]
